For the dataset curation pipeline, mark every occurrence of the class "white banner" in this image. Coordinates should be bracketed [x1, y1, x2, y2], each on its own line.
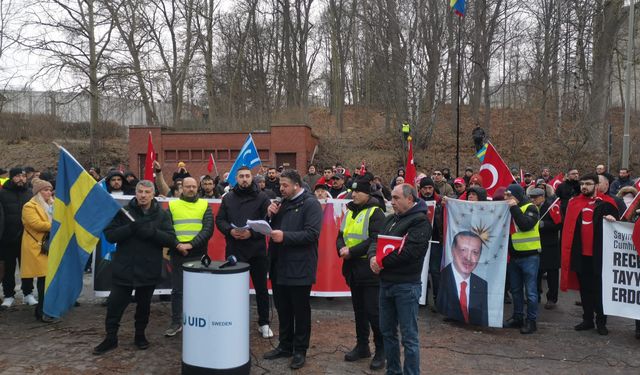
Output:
[438, 199, 510, 327]
[602, 221, 640, 320]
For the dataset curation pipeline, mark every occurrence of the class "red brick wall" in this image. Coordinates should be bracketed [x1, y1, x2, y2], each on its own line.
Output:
[128, 126, 318, 182]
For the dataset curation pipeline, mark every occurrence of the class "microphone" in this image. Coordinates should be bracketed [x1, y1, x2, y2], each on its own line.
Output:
[219, 255, 238, 269]
[268, 197, 282, 223]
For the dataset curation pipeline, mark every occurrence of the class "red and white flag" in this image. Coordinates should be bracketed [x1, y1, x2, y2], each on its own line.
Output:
[633, 220, 640, 256]
[207, 153, 216, 174]
[405, 137, 416, 186]
[359, 160, 366, 176]
[143, 132, 155, 181]
[478, 142, 514, 197]
[549, 173, 564, 191]
[539, 197, 562, 225]
[376, 234, 406, 268]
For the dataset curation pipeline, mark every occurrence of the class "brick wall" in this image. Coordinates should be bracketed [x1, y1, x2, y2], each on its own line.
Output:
[129, 125, 318, 182]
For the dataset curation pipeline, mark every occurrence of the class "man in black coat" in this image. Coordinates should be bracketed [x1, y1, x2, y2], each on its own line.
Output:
[216, 167, 273, 338]
[369, 184, 431, 375]
[555, 168, 580, 216]
[94, 180, 177, 355]
[0, 168, 34, 309]
[336, 178, 385, 370]
[263, 170, 322, 370]
[105, 170, 136, 195]
[437, 231, 489, 326]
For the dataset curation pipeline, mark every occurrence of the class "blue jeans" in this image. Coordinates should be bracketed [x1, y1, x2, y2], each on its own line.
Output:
[508, 254, 540, 321]
[379, 281, 421, 375]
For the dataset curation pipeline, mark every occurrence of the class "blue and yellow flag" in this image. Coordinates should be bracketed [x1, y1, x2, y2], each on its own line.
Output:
[226, 134, 262, 187]
[450, 0, 465, 17]
[475, 143, 488, 162]
[44, 147, 121, 318]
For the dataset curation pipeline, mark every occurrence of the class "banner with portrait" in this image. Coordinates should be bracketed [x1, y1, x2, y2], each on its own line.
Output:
[438, 199, 510, 327]
[602, 221, 640, 320]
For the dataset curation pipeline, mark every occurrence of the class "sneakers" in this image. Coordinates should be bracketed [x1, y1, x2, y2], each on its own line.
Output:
[1, 297, 15, 309]
[164, 323, 183, 337]
[24, 294, 38, 306]
[93, 337, 118, 355]
[258, 324, 274, 338]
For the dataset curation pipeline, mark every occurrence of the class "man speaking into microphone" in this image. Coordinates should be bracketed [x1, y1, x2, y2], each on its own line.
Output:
[262, 170, 322, 370]
[216, 166, 273, 338]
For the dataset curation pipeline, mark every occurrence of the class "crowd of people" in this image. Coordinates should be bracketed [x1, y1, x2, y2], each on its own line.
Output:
[0, 159, 639, 373]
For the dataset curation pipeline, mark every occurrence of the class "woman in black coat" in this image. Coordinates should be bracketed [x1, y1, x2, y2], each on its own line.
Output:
[537, 197, 562, 309]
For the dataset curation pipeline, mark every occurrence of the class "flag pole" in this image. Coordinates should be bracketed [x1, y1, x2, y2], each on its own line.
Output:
[455, 14, 462, 177]
[622, 0, 636, 169]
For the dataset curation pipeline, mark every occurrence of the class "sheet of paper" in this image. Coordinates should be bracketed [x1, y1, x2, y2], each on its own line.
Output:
[246, 220, 272, 235]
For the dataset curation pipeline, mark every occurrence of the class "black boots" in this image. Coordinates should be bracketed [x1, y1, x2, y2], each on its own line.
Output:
[93, 337, 118, 355]
[135, 333, 150, 350]
[344, 344, 371, 362]
[503, 316, 523, 329]
[520, 319, 537, 334]
[369, 350, 385, 370]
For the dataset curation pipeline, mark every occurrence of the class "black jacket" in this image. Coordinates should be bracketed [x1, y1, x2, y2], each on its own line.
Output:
[167, 196, 215, 258]
[265, 178, 281, 197]
[368, 199, 431, 283]
[269, 190, 323, 286]
[538, 199, 561, 270]
[508, 200, 540, 258]
[336, 198, 384, 286]
[556, 180, 579, 217]
[216, 183, 271, 261]
[0, 180, 33, 245]
[569, 199, 619, 276]
[105, 170, 136, 195]
[105, 198, 177, 287]
[437, 264, 489, 326]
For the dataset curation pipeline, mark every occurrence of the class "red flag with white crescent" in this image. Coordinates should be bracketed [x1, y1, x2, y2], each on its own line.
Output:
[143, 132, 155, 181]
[207, 153, 215, 173]
[478, 143, 514, 197]
[376, 235, 406, 268]
[549, 198, 562, 225]
[549, 173, 564, 191]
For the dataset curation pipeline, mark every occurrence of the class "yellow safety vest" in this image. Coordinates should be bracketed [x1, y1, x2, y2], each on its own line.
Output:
[0, 177, 8, 186]
[169, 198, 208, 243]
[511, 203, 541, 251]
[401, 123, 410, 134]
[341, 206, 379, 257]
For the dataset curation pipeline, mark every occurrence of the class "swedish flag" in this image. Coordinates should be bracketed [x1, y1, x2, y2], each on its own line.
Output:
[44, 147, 121, 318]
[475, 143, 488, 163]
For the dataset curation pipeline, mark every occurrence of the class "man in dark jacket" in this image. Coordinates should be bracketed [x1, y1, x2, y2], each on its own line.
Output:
[263, 170, 322, 370]
[530, 188, 561, 310]
[216, 167, 273, 338]
[0, 168, 35, 309]
[503, 184, 541, 334]
[105, 170, 136, 195]
[555, 168, 580, 216]
[336, 178, 385, 370]
[562, 173, 619, 335]
[165, 177, 215, 337]
[94, 180, 177, 355]
[418, 177, 443, 307]
[265, 167, 281, 197]
[609, 168, 634, 196]
[369, 184, 431, 375]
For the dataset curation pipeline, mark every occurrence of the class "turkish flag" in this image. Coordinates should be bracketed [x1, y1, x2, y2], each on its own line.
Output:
[478, 142, 514, 197]
[633, 220, 640, 256]
[376, 235, 406, 268]
[549, 198, 562, 225]
[143, 132, 155, 181]
[549, 173, 564, 191]
[623, 192, 640, 221]
[405, 138, 416, 186]
[207, 153, 215, 174]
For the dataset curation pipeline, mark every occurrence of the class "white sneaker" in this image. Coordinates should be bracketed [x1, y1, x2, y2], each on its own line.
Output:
[1, 297, 15, 308]
[24, 294, 38, 306]
[258, 324, 274, 338]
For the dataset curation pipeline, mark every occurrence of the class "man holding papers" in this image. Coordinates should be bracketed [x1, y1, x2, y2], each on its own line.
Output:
[369, 184, 431, 375]
[216, 166, 273, 338]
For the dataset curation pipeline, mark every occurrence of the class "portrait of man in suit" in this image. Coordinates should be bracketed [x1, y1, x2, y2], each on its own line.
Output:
[437, 230, 489, 326]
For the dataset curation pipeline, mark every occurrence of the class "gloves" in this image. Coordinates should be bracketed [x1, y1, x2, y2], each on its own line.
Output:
[137, 222, 156, 239]
[129, 220, 143, 233]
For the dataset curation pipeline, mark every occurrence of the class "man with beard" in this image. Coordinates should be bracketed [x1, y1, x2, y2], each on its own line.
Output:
[329, 174, 348, 198]
[561, 174, 619, 335]
[164, 177, 214, 337]
[555, 168, 580, 216]
[0, 168, 35, 308]
[433, 169, 454, 197]
[216, 167, 273, 338]
[265, 167, 281, 197]
[609, 168, 634, 196]
[336, 178, 385, 370]
[263, 170, 322, 370]
[105, 170, 135, 195]
[199, 175, 219, 199]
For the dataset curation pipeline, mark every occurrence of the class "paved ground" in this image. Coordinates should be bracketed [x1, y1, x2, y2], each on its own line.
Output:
[1, 275, 639, 374]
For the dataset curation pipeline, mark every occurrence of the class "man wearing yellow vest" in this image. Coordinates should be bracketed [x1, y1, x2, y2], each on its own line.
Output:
[503, 183, 541, 334]
[165, 177, 214, 337]
[336, 178, 385, 370]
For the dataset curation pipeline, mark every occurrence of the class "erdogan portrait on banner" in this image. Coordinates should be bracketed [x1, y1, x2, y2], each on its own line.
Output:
[437, 230, 489, 326]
